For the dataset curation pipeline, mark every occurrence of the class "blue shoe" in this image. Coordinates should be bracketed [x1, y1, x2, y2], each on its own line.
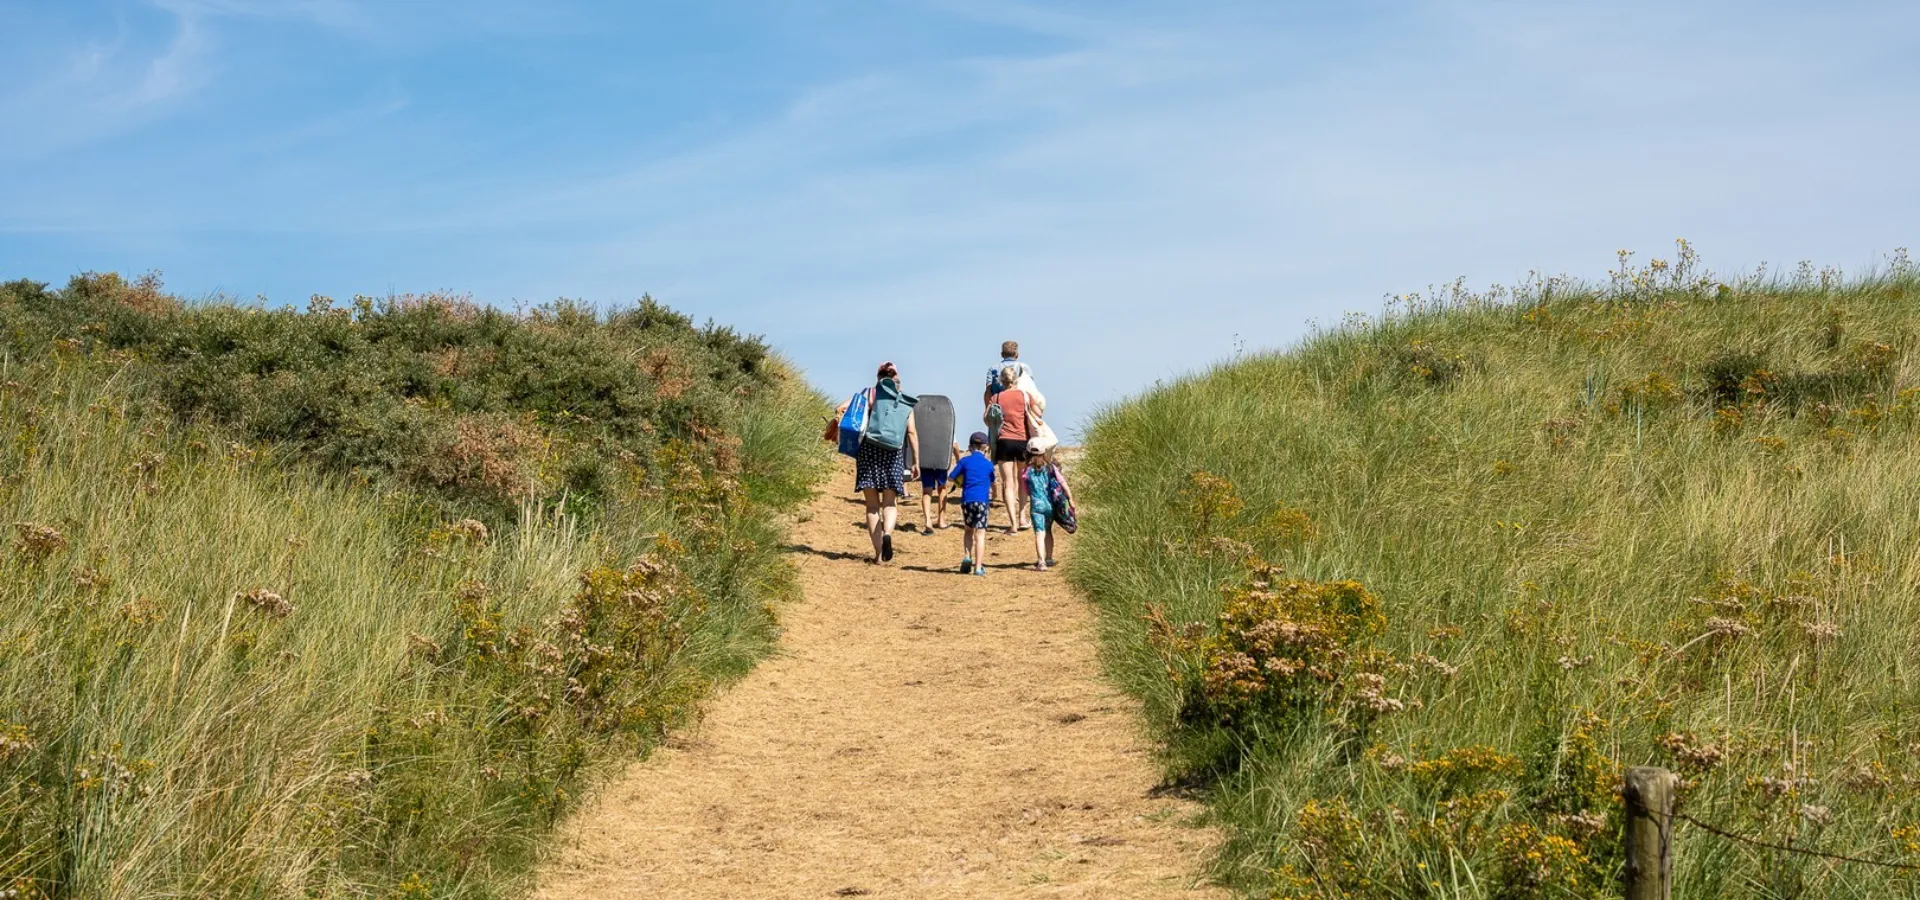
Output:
[958, 558, 973, 574]
[972, 566, 987, 576]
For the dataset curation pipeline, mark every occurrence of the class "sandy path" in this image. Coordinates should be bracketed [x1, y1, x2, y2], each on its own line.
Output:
[534, 460, 1225, 899]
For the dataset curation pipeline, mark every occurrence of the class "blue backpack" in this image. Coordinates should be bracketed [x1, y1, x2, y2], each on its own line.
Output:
[1046, 463, 1078, 534]
[836, 389, 871, 457]
[862, 377, 918, 450]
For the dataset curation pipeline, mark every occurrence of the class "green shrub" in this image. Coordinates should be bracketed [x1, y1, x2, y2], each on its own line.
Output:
[0, 277, 813, 522]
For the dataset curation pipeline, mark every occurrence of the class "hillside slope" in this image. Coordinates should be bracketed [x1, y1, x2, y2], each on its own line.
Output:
[0, 275, 826, 898]
[1072, 246, 1920, 897]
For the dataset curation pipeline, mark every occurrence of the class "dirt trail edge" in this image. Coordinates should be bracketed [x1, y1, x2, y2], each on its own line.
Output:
[535, 459, 1226, 899]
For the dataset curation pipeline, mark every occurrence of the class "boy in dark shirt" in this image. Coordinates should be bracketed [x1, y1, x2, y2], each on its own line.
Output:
[947, 432, 997, 576]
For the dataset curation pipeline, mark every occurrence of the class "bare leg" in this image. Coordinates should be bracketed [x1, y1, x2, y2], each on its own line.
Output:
[881, 489, 899, 540]
[972, 526, 987, 570]
[1033, 522, 1048, 569]
[919, 478, 934, 530]
[996, 460, 1020, 531]
[862, 489, 884, 560]
[1045, 529, 1056, 566]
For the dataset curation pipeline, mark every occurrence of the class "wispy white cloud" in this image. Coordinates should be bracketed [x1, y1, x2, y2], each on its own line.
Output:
[469, 0, 1919, 424]
[920, 0, 1131, 42]
[144, 0, 557, 42]
[153, 0, 363, 27]
[0, 0, 571, 160]
[0, 4, 213, 157]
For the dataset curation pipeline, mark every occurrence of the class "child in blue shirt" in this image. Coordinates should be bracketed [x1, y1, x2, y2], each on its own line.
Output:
[948, 432, 997, 575]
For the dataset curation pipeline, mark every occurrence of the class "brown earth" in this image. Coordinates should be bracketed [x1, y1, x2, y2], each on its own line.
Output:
[534, 459, 1226, 899]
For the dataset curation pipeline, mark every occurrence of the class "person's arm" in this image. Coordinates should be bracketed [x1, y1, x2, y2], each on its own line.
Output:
[904, 413, 919, 469]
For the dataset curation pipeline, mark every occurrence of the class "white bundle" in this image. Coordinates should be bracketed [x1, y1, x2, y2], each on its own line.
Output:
[1014, 371, 1046, 415]
[1016, 370, 1055, 453]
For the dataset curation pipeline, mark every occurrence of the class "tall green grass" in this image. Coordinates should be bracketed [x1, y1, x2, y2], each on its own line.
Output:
[1073, 245, 1920, 897]
[0, 276, 827, 898]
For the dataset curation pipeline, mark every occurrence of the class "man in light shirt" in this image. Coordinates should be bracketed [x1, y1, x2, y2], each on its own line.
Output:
[981, 340, 1031, 409]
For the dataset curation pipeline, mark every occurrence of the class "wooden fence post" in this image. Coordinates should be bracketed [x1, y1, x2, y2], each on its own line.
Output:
[1624, 766, 1675, 900]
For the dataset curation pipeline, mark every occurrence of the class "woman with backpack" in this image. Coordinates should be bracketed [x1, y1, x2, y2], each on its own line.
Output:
[836, 361, 919, 564]
[987, 365, 1042, 533]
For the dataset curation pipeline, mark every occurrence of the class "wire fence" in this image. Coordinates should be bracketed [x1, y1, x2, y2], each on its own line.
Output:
[1666, 809, 1920, 873]
[1623, 767, 1920, 897]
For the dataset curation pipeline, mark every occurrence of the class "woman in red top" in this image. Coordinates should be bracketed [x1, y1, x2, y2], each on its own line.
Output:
[990, 366, 1034, 532]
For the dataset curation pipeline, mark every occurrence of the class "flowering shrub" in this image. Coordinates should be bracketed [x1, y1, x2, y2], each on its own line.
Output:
[1492, 823, 1598, 898]
[561, 556, 707, 734]
[1146, 560, 1412, 751]
[1699, 337, 1901, 421]
[1520, 713, 1620, 840]
[1404, 744, 1523, 797]
[1290, 797, 1376, 896]
[1181, 471, 1244, 539]
[1253, 505, 1318, 546]
[10, 522, 66, 562]
[1608, 370, 1682, 415]
[1173, 470, 1319, 565]
[1385, 338, 1473, 388]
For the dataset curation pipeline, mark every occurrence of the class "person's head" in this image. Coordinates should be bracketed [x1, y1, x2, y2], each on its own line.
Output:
[1000, 340, 1019, 360]
[999, 365, 1021, 388]
[876, 361, 898, 382]
[969, 431, 989, 451]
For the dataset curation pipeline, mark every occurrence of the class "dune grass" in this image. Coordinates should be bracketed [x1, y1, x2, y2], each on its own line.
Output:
[1072, 244, 1920, 897]
[0, 277, 828, 898]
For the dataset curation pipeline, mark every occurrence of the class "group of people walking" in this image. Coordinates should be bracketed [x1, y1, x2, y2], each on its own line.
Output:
[832, 341, 1074, 573]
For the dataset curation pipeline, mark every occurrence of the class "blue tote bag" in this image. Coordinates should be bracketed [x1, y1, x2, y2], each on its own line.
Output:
[836, 389, 871, 457]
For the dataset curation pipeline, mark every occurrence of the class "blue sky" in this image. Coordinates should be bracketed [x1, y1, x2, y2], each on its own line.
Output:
[3, 0, 1916, 431]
